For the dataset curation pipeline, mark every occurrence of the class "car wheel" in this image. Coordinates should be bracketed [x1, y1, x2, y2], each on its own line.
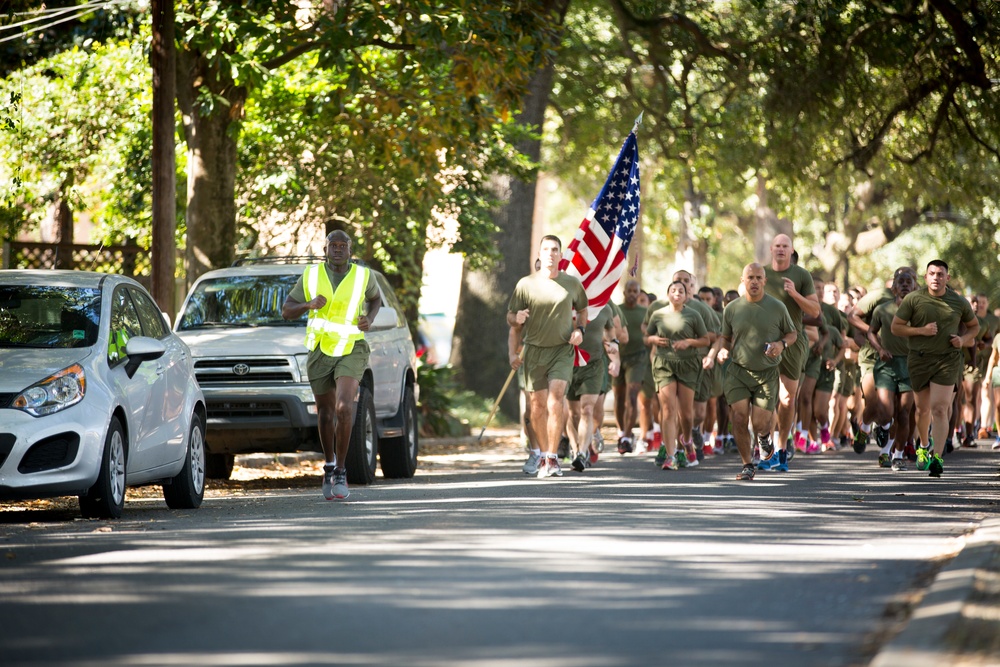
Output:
[346, 385, 377, 485]
[379, 385, 418, 478]
[163, 413, 206, 509]
[79, 417, 127, 519]
[205, 452, 235, 480]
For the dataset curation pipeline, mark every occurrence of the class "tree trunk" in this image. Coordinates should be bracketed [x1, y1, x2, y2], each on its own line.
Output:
[451, 61, 557, 420]
[151, 0, 177, 316]
[753, 173, 789, 263]
[176, 46, 244, 289]
[677, 174, 709, 285]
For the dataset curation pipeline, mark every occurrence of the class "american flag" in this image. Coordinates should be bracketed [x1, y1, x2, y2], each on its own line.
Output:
[559, 130, 640, 364]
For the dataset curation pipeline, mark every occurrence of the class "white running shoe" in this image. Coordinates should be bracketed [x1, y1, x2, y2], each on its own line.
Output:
[522, 451, 542, 475]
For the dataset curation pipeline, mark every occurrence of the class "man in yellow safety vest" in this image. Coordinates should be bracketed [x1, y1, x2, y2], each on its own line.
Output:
[283, 230, 382, 500]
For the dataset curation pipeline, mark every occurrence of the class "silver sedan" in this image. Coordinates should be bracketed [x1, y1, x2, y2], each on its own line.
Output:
[0, 270, 207, 518]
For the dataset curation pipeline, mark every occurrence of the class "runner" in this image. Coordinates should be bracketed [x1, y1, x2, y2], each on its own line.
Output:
[867, 271, 917, 470]
[891, 260, 979, 478]
[984, 327, 1000, 449]
[643, 280, 711, 470]
[612, 279, 648, 453]
[507, 235, 589, 479]
[762, 234, 821, 471]
[567, 303, 617, 472]
[712, 263, 797, 480]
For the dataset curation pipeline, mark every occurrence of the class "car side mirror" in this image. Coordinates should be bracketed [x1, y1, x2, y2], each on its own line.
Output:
[123, 337, 167, 379]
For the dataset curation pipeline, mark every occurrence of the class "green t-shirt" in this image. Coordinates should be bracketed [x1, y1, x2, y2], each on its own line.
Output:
[895, 287, 977, 355]
[821, 302, 847, 335]
[645, 297, 718, 358]
[870, 300, 909, 357]
[508, 272, 588, 348]
[855, 286, 895, 365]
[721, 294, 796, 372]
[764, 264, 815, 330]
[645, 304, 708, 361]
[618, 303, 648, 357]
[982, 312, 1000, 342]
[580, 303, 615, 358]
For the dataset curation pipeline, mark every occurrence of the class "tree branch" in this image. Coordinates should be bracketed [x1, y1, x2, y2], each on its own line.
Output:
[928, 0, 991, 88]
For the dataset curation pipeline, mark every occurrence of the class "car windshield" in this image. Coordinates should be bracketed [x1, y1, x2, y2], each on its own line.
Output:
[177, 274, 305, 330]
[0, 285, 101, 349]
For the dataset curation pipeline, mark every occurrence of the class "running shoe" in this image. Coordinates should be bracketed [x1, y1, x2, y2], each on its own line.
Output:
[661, 454, 678, 471]
[878, 453, 891, 468]
[736, 463, 756, 481]
[944, 437, 954, 454]
[787, 443, 796, 461]
[676, 447, 689, 468]
[589, 448, 599, 465]
[536, 457, 552, 479]
[695, 444, 705, 463]
[915, 446, 930, 471]
[522, 451, 542, 475]
[557, 435, 571, 460]
[322, 464, 336, 500]
[928, 453, 943, 477]
[685, 445, 700, 467]
[634, 438, 649, 455]
[757, 451, 779, 471]
[820, 426, 831, 445]
[654, 444, 668, 467]
[331, 469, 350, 500]
[572, 453, 587, 473]
[794, 432, 808, 453]
[961, 434, 977, 448]
[651, 431, 663, 449]
[993, 437, 1000, 451]
[594, 430, 605, 453]
[692, 428, 705, 451]
[891, 455, 906, 471]
[904, 440, 917, 461]
[751, 445, 761, 466]
[806, 441, 821, 454]
[703, 445, 715, 459]
[617, 436, 633, 455]
[853, 429, 869, 454]
[875, 425, 889, 450]
[550, 458, 563, 477]
[773, 449, 788, 472]
[978, 427, 989, 440]
[757, 433, 775, 460]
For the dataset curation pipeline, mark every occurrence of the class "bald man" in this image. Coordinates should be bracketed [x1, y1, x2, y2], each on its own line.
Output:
[761, 233, 821, 472]
[712, 263, 797, 481]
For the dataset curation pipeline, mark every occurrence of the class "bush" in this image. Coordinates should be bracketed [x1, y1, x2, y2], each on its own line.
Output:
[416, 364, 515, 437]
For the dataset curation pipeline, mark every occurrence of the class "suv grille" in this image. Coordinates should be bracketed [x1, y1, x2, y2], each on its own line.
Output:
[208, 400, 286, 419]
[194, 358, 295, 385]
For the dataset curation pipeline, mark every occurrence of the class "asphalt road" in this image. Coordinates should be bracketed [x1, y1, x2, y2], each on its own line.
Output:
[1, 433, 998, 667]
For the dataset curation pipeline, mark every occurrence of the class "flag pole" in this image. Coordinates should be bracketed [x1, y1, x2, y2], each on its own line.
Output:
[478, 346, 526, 441]
[632, 111, 643, 134]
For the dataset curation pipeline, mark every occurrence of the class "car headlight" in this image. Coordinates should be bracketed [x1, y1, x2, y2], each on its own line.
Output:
[12, 363, 86, 417]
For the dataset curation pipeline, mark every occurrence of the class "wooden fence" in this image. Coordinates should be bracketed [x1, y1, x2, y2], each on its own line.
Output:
[1, 241, 152, 286]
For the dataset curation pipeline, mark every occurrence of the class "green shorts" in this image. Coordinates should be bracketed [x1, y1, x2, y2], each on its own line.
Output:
[568, 355, 606, 400]
[803, 350, 824, 380]
[523, 343, 574, 392]
[616, 350, 650, 385]
[307, 339, 370, 395]
[724, 363, 780, 412]
[640, 360, 656, 398]
[779, 334, 808, 380]
[652, 355, 702, 393]
[835, 363, 858, 397]
[710, 363, 724, 398]
[874, 356, 912, 394]
[907, 350, 963, 393]
[816, 363, 837, 393]
[600, 354, 612, 395]
[992, 367, 1000, 388]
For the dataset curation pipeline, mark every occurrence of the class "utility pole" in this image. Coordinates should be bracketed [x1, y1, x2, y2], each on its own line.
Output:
[151, 0, 177, 319]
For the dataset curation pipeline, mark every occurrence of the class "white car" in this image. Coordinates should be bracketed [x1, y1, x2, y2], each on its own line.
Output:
[173, 259, 419, 485]
[0, 270, 207, 518]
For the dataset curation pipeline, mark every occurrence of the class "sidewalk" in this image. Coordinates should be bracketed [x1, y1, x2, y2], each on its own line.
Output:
[871, 516, 1000, 667]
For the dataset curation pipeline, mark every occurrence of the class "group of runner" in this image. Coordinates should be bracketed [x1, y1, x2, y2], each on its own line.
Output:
[508, 233, 1000, 481]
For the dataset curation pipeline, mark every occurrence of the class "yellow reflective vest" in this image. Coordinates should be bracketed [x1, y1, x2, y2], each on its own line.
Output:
[302, 263, 371, 357]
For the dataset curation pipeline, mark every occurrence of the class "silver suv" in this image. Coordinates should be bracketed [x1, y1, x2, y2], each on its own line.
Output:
[173, 259, 419, 485]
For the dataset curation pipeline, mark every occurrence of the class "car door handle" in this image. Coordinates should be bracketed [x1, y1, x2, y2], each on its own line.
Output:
[156, 365, 165, 376]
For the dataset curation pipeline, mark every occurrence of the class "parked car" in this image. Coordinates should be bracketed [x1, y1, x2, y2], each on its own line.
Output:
[173, 258, 419, 485]
[0, 270, 207, 518]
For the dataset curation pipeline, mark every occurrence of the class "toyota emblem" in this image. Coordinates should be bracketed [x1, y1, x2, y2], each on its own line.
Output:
[233, 363, 251, 376]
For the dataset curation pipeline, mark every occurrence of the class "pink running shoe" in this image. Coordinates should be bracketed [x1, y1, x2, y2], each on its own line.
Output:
[820, 426, 831, 444]
[795, 433, 808, 453]
[806, 441, 821, 454]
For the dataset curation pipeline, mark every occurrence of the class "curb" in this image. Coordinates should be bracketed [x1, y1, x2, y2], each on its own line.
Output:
[870, 517, 1000, 667]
